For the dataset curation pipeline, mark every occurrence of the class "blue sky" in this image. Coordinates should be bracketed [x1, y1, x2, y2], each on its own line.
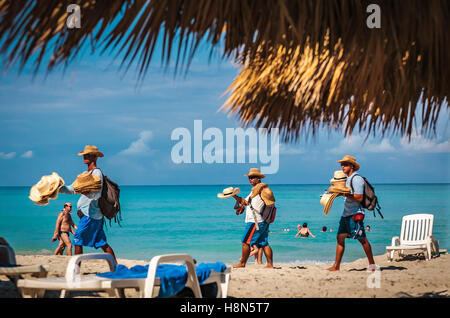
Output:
[0, 36, 449, 186]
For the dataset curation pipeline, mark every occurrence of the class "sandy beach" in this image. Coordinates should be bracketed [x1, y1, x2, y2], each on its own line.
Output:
[1, 253, 448, 298]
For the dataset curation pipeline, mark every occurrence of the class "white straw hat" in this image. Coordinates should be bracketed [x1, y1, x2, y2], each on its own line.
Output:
[217, 187, 240, 199]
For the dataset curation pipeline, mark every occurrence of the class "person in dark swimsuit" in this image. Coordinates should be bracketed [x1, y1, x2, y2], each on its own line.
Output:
[52, 203, 77, 256]
[295, 223, 316, 238]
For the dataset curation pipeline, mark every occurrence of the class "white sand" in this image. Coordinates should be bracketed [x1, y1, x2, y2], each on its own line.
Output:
[1, 253, 448, 298]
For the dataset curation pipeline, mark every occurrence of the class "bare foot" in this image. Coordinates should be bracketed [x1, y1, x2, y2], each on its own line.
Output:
[265, 264, 274, 269]
[249, 249, 258, 257]
[233, 262, 246, 268]
[326, 265, 340, 271]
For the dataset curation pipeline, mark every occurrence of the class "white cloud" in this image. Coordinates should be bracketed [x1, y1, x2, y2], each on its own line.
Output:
[328, 132, 450, 155]
[365, 138, 396, 153]
[20, 150, 33, 158]
[279, 144, 305, 155]
[329, 136, 395, 154]
[0, 152, 16, 159]
[118, 130, 153, 156]
[399, 133, 450, 153]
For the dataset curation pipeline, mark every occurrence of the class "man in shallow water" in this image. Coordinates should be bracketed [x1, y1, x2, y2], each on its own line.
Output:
[232, 168, 275, 269]
[59, 145, 117, 263]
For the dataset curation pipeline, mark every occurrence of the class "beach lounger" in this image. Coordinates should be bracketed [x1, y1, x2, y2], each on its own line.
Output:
[17, 253, 115, 298]
[386, 213, 440, 261]
[0, 244, 49, 296]
[17, 253, 230, 298]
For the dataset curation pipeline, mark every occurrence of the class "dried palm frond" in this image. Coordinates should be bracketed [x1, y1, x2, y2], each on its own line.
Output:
[222, 32, 448, 141]
[0, 0, 448, 139]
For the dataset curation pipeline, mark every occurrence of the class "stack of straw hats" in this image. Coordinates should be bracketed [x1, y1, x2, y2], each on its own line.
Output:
[29, 172, 65, 205]
[328, 171, 351, 194]
[320, 171, 352, 215]
[72, 172, 102, 194]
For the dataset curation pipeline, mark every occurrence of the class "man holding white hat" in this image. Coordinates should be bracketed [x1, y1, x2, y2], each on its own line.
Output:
[231, 168, 275, 269]
[327, 155, 376, 271]
[59, 145, 117, 263]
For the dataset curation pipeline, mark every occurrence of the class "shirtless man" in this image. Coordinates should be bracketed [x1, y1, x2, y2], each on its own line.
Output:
[52, 202, 77, 256]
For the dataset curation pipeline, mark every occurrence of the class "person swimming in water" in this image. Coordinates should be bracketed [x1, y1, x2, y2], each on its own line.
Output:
[295, 223, 316, 238]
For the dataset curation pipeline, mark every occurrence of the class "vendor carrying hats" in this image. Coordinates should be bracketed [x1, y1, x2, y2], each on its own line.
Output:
[59, 145, 117, 263]
[228, 168, 275, 269]
[327, 155, 376, 272]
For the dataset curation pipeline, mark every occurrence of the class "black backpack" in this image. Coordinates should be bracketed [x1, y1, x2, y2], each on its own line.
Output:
[350, 174, 383, 218]
[261, 204, 277, 224]
[94, 169, 122, 226]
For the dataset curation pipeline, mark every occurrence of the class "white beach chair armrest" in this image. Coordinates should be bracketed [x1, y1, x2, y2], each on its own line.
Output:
[65, 253, 116, 283]
[391, 236, 400, 247]
[144, 254, 201, 298]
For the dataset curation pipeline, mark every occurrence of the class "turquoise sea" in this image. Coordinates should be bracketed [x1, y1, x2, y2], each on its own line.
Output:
[0, 184, 448, 265]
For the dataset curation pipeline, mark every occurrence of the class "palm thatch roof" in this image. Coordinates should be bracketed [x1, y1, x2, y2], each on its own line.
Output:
[1, 0, 448, 140]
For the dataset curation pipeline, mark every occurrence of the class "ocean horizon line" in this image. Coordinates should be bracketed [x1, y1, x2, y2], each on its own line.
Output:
[2, 182, 449, 188]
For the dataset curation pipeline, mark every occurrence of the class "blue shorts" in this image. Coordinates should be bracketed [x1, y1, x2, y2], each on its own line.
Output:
[338, 216, 366, 240]
[73, 216, 107, 248]
[241, 222, 269, 246]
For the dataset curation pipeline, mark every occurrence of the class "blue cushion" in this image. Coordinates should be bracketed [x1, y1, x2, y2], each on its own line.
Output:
[96, 262, 226, 298]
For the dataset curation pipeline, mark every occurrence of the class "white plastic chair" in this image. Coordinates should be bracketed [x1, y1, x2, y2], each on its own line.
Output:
[17, 253, 116, 298]
[386, 214, 439, 261]
[108, 254, 230, 298]
[0, 244, 49, 294]
[17, 253, 230, 298]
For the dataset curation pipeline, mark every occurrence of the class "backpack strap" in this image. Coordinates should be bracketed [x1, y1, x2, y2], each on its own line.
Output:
[349, 173, 365, 211]
[349, 173, 360, 193]
[375, 200, 384, 219]
[246, 197, 261, 231]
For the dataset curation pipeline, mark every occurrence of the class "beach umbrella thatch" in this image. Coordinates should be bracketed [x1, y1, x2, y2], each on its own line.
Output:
[0, 0, 448, 140]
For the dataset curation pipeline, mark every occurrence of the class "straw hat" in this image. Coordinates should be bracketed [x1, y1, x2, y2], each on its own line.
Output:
[328, 185, 351, 194]
[328, 171, 351, 194]
[320, 193, 340, 215]
[250, 183, 276, 206]
[244, 168, 265, 179]
[78, 145, 104, 158]
[29, 172, 65, 205]
[330, 170, 347, 184]
[217, 187, 240, 199]
[337, 155, 360, 171]
[72, 172, 102, 194]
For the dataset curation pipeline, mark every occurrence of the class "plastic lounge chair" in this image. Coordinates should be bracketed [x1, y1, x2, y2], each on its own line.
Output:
[17, 253, 230, 298]
[104, 254, 231, 298]
[17, 253, 116, 298]
[0, 244, 49, 296]
[386, 213, 440, 261]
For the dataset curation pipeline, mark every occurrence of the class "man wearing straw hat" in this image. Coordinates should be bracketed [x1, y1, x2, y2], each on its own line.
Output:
[59, 145, 117, 263]
[231, 168, 275, 269]
[327, 155, 376, 272]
